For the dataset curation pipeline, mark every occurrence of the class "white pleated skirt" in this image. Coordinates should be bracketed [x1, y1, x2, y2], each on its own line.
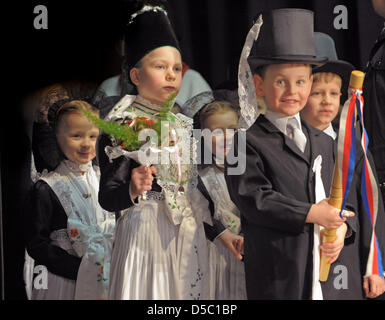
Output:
[108, 200, 180, 300]
[31, 272, 76, 300]
[208, 238, 247, 300]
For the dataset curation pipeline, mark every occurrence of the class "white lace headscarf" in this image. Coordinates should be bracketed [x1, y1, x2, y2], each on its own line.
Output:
[238, 14, 264, 130]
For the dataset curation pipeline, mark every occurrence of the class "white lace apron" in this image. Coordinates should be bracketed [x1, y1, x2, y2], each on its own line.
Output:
[199, 166, 241, 235]
[41, 160, 115, 300]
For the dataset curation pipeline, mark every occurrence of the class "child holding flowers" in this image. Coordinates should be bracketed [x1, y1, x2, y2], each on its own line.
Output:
[25, 99, 116, 300]
[96, 3, 211, 300]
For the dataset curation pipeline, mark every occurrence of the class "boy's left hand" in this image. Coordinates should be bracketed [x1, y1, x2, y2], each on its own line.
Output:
[363, 275, 385, 299]
[319, 222, 347, 263]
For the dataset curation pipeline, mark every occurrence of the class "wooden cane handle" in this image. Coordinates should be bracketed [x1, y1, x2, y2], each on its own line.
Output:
[319, 165, 342, 282]
[349, 70, 365, 90]
[319, 70, 365, 282]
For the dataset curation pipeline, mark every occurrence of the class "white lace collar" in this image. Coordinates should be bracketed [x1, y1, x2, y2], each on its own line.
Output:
[131, 95, 163, 116]
[104, 94, 164, 122]
[62, 160, 93, 175]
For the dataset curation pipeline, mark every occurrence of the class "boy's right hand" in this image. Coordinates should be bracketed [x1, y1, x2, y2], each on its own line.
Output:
[306, 199, 354, 229]
[129, 165, 156, 200]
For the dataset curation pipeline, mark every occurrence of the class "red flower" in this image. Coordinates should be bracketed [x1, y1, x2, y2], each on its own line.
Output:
[145, 119, 156, 127]
[70, 228, 79, 238]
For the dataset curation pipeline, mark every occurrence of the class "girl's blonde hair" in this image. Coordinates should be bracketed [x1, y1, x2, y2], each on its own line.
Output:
[55, 100, 99, 131]
[199, 101, 238, 128]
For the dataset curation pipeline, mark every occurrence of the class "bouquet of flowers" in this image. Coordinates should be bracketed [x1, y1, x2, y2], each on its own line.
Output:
[84, 92, 192, 192]
[84, 92, 177, 152]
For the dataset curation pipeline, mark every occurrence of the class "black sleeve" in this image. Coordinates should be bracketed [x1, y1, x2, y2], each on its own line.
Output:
[97, 133, 138, 211]
[204, 220, 227, 242]
[351, 146, 385, 273]
[197, 174, 227, 241]
[25, 180, 81, 280]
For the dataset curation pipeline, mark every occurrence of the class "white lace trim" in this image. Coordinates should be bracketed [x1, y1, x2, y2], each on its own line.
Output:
[238, 14, 263, 129]
[181, 91, 214, 118]
[127, 5, 166, 26]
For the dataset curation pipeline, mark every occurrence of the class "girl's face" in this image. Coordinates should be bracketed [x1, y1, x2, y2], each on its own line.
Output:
[130, 46, 183, 105]
[301, 77, 342, 131]
[202, 111, 239, 159]
[253, 63, 313, 116]
[56, 113, 99, 165]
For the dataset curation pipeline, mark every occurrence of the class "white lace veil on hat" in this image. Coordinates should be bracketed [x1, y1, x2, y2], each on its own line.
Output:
[238, 14, 263, 130]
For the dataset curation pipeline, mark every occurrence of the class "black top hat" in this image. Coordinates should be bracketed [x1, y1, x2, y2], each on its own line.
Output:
[124, 5, 181, 72]
[313, 32, 355, 98]
[248, 8, 328, 71]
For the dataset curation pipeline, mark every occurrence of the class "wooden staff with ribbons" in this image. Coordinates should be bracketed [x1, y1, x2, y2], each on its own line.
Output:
[319, 70, 365, 282]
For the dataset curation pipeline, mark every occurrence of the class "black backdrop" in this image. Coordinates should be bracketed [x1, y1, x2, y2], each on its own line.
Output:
[8, 0, 385, 96]
[1, 0, 384, 300]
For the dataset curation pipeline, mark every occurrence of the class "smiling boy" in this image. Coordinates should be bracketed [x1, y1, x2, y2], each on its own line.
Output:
[226, 9, 354, 299]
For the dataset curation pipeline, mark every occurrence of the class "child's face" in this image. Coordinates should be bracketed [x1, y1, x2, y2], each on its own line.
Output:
[253, 63, 313, 116]
[301, 76, 341, 131]
[56, 113, 99, 165]
[202, 111, 238, 159]
[130, 46, 183, 105]
[373, 0, 385, 18]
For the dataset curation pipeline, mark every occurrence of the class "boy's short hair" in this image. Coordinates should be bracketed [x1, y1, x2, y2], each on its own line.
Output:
[313, 72, 342, 88]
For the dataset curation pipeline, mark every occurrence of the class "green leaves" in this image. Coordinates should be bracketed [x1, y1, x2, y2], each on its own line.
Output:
[83, 92, 178, 152]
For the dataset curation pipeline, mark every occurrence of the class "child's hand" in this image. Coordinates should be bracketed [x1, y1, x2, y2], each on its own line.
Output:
[129, 165, 156, 200]
[363, 275, 385, 299]
[319, 222, 347, 263]
[218, 229, 244, 261]
[306, 199, 354, 229]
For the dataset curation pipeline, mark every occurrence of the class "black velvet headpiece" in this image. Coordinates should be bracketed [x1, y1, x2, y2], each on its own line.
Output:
[123, 5, 181, 72]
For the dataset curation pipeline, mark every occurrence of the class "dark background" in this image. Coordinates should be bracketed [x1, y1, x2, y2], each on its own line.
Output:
[1, 0, 384, 300]
[7, 0, 385, 95]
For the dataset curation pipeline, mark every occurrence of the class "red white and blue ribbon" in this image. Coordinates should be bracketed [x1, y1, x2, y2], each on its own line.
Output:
[337, 88, 357, 218]
[338, 87, 384, 277]
[355, 90, 384, 277]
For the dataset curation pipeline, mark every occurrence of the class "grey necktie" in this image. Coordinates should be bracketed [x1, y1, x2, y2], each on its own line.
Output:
[286, 118, 307, 153]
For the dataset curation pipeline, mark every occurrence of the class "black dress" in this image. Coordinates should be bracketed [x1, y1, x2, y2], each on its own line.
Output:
[25, 180, 81, 280]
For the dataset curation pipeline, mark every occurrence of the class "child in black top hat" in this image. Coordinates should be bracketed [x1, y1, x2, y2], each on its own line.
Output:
[97, 3, 211, 300]
[225, 8, 355, 299]
[301, 32, 385, 299]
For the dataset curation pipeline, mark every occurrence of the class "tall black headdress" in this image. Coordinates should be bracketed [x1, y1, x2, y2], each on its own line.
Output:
[123, 2, 181, 74]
